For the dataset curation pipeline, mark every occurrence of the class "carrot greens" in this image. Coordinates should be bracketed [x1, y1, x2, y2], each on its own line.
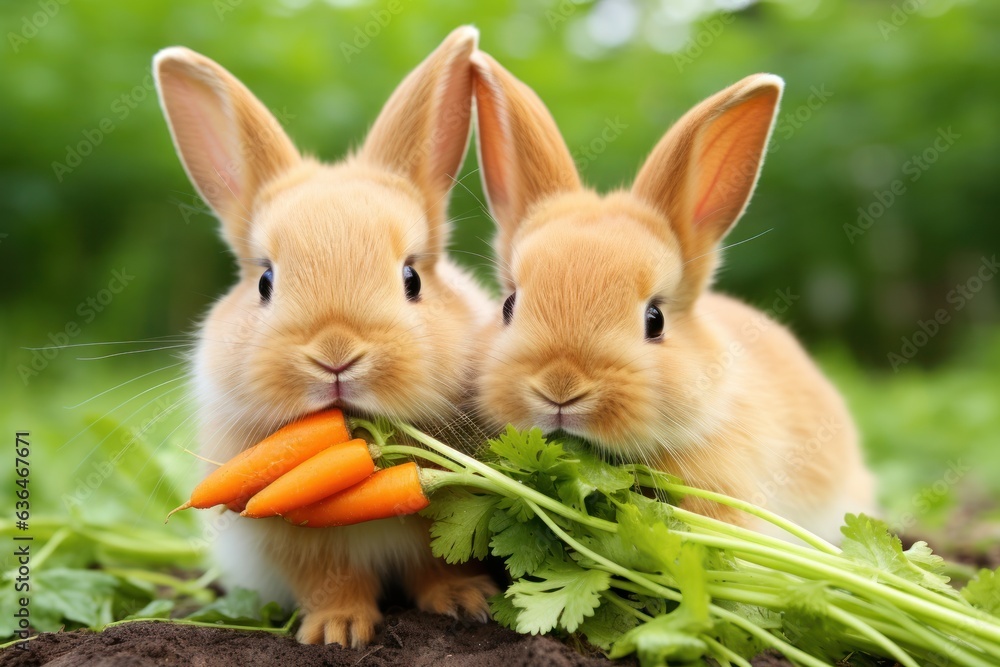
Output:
[353, 418, 1000, 667]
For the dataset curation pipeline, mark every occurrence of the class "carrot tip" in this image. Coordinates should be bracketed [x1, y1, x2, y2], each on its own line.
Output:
[165, 501, 192, 522]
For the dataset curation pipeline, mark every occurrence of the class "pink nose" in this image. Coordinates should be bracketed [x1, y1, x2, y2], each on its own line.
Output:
[312, 355, 362, 375]
[536, 388, 589, 410]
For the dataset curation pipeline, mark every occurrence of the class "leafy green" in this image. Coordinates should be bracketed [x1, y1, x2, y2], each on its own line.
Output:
[576, 599, 641, 651]
[488, 514, 560, 578]
[506, 562, 611, 634]
[609, 543, 712, 667]
[841, 514, 956, 595]
[422, 488, 499, 564]
[962, 569, 1000, 615]
[182, 588, 283, 628]
[489, 426, 566, 475]
[397, 423, 1000, 667]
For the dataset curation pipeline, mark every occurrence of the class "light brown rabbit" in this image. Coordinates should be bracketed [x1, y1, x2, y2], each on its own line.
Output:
[469, 51, 876, 543]
[153, 27, 497, 647]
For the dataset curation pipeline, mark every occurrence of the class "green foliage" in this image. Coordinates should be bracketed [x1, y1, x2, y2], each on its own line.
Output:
[2, 0, 999, 369]
[406, 423, 1000, 667]
[422, 487, 498, 563]
[962, 569, 1000, 616]
[840, 513, 956, 595]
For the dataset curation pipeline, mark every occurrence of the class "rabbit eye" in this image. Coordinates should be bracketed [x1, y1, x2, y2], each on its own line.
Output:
[403, 265, 421, 301]
[502, 292, 516, 325]
[259, 268, 274, 303]
[645, 304, 664, 341]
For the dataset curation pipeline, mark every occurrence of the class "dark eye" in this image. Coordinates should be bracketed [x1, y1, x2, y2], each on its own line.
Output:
[403, 265, 421, 301]
[259, 268, 274, 303]
[645, 304, 664, 340]
[502, 292, 516, 325]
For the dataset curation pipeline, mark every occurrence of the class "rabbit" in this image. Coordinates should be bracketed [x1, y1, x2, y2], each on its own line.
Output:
[468, 50, 876, 544]
[153, 27, 498, 647]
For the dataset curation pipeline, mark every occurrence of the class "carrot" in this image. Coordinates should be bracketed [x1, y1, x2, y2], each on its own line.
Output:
[283, 462, 429, 527]
[167, 408, 351, 519]
[241, 439, 375, 518]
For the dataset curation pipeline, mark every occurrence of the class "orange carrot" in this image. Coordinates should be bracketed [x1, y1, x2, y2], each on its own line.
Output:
[241, 439, 375, 518]
[167, 408, 351, 519]
[283, 462, 429, 527]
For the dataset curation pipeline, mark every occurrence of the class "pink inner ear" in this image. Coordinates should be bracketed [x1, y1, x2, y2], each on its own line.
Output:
[475, 69, 514, 213]
[690, 97, 771, 229]
[171, 72, 243, 207]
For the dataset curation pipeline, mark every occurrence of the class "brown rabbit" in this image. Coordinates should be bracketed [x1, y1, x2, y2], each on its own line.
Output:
[469, 50, 876, 543]
[154, 28, 496, 646]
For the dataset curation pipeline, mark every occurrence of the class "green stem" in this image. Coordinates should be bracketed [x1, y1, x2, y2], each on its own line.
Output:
[374, 443, 464, 473]
[825, 606, 919, 667]
[632, 472, 840, 555]
[601, 591, 653, 622]
[525, 500, 832, 667]
[394, 422, 617, 533]
[0, 634, 37, 650]
[30, 527, 72, 571]
[681, 532, 1000, 644]
[103, 568, 214, 602]
[702, 635, 753, 667]
[673, 504, 976, 617]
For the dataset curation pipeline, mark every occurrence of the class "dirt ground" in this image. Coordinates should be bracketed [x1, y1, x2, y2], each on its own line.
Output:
[4, 531, 993, 666]
[0, 608, 803, 667]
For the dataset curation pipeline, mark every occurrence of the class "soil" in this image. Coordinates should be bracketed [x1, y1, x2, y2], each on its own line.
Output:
[0, 608, 798, 667]
[6, 528, 996, 666]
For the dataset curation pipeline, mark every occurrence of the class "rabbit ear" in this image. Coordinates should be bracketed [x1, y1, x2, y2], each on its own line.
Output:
[360, 26, 479, 252]
[632, 74, 783, 303]
[154, 47, 300, 257]
[471, 50, 581, 263]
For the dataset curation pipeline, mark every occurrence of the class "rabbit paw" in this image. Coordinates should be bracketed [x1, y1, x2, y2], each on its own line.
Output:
[296, 605, 382, 648]
[414, 573, 498, 622]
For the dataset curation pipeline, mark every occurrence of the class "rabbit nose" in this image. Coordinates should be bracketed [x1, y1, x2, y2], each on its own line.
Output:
[535, 387, 590, 409]
[311, 353, 364, 375]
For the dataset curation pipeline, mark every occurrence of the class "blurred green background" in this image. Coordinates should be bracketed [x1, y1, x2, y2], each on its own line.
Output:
[1, 0, 998, 624]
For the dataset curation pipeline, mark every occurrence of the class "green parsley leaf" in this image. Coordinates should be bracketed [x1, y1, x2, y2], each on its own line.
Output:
[553, 440, 634, 511]
[489, 426, 566, 474]
[507, 561, 611, 634]
[840, 513, 955, 596]
[577, 594, 640, 650]
[961, 568, 1000, 616]
[489, 592, 521, 630]
[422, 488, 499, 563]
[489, 514, 559, 577]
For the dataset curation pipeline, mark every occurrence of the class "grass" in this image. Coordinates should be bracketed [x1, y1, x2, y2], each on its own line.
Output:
[1, 328, 998, 642]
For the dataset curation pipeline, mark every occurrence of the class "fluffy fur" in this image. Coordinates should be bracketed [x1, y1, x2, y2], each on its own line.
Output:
[470, 51, 876, 543]
[154, 27, 496, 647]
